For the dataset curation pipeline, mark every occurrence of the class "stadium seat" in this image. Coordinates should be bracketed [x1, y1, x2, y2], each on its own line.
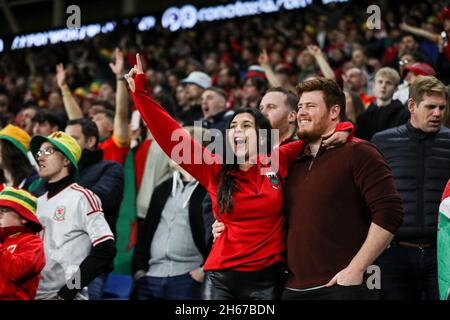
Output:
[101, 274, 133, 300]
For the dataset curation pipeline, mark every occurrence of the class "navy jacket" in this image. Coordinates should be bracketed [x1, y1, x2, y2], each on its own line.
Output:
[372, 122, 450, 242]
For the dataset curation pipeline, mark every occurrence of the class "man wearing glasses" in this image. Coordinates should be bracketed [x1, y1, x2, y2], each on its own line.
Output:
[393, 51, 428, 104]
[30, 131, 116, 300]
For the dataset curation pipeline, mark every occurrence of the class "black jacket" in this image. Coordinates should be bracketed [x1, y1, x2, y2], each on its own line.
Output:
[131, 177, 210, 276]
[356, 99, 410, 141]
[201, 110, 234, 134]
[371, 122, 450, 241]
[34, 149, 124, 236]
[178, 104, 203, 126]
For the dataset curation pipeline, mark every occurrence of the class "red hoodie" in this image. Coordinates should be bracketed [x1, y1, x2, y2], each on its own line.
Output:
[0, 229, 45, 299]
[131, 74, 353, 271]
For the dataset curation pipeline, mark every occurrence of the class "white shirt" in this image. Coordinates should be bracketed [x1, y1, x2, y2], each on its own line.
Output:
[393, 81, 409, 104]
[35, 183, 114, 300]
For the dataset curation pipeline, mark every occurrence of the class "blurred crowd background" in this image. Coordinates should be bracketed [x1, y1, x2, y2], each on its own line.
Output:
[2, 0, 450, 299]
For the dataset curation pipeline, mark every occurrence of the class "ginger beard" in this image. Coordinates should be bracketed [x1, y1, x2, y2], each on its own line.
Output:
[296, 91, 332, 143]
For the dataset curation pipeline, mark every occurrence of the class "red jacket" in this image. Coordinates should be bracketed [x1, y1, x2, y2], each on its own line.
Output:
[131, 74, 353, 272]
[98, 135, 130, 165]
[0, 231, 45, 300]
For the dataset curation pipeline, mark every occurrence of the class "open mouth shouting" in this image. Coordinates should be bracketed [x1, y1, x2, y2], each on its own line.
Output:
[232, 135, 248, 157]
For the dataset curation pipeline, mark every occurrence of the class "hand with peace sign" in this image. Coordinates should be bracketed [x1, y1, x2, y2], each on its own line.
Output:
[124, 53, 145, 92]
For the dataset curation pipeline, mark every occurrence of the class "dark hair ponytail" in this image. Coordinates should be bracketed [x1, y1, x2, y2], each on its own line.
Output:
[217, 163, 239, 214]
[216, 108, 272, 214]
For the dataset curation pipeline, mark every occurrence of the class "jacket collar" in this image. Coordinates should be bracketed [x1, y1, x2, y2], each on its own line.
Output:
[78, 149, 103, 172]
[171, 171, 199, 209]
[0, 226, 28, 243]
[203, 110, 231, 124]
[99, 135, 111, 143]
[46, 175, 74, 198]
[406, 121, 438, 140]
[297, 142, 327, 161]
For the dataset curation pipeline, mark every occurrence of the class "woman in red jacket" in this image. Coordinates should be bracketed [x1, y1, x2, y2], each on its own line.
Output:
[0, 186, 45, 299]
[125, 54, 353, 300]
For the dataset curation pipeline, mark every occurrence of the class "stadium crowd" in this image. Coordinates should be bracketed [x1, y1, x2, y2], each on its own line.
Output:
[1, 0, 450, 300]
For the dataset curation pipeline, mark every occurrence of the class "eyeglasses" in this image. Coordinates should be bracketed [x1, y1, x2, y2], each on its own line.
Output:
[399, 59, 410, 66]
[36, 146, 58, 158]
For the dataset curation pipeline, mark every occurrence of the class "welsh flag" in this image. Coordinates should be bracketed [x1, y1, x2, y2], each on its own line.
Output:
[113, 150, 138, 275]
[438, 180, 450, 300]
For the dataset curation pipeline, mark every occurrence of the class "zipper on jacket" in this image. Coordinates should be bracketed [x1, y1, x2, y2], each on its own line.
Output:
[308, 158, 315, 171]
[417, 139, 425, 234]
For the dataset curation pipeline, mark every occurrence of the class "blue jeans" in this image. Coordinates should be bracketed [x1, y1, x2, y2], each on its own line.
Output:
[88, 273, 108, 300]
[376, 246, 438, 300]
[134, 273, 202, 300]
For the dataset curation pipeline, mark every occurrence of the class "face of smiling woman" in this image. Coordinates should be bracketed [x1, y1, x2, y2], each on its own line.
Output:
[228, 112, 259, 164]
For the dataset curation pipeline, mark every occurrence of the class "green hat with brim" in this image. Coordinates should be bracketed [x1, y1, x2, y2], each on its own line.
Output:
[30, 131, 81, 171]
[0, 124, 31, 157]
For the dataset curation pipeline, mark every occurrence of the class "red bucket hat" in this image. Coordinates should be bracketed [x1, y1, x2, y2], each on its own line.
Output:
[0, 187, 42, 232]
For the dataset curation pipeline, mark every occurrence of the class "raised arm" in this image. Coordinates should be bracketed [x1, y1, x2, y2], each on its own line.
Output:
[125, 54, 218, 188]
[109, 48, 130, 145]
[400, 22, 438, 44]
[56, 63, 84, 120]
[258, 49, 282, 88]
[258, 49, 296, 92]
[307, 45, 336, 81]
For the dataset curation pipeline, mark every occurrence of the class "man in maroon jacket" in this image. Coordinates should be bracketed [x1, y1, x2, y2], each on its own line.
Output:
[0, 187, 45, 300]
[282, 78, 404, 300]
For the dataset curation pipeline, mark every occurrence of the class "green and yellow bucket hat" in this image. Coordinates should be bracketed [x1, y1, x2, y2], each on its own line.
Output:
[30, 131, 81, 171]
[0, 124, 31, 157]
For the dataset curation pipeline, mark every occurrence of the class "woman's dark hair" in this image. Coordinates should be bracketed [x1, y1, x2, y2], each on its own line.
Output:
[217, 108, 272, 214]
[0, 139, 32, 186]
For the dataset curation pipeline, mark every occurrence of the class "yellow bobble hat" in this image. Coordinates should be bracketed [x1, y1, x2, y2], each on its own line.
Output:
[0, 124, 31, 157]
[0, 186, 42, 232]
[30, 131, 81, 171]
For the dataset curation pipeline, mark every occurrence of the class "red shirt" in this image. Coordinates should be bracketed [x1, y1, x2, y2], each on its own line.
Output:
[0, 231, 45, 299]
[132, 74, 354, 272]
[98, 135, 130, 165]
[360, 92, 376, 108]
